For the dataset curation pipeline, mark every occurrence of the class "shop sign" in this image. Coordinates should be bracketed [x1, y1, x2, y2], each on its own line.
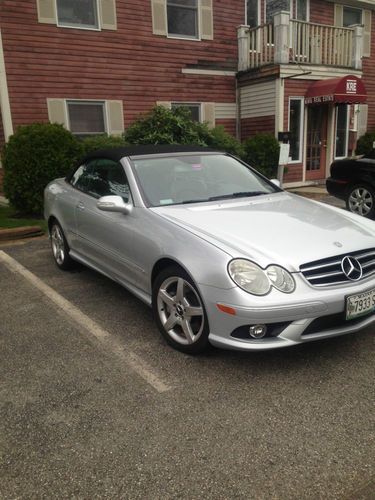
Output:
[305, 95, 334, 105]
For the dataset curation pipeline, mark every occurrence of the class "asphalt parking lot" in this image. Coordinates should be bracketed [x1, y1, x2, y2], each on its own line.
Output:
[0, 237, 374, 499]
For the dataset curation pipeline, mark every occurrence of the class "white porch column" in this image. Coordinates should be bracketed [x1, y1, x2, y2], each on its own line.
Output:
[274, 11, 290, 65]
[237, 25, 250, 72]
[352, 24, 363, 70]
[0, 29, 13, 142]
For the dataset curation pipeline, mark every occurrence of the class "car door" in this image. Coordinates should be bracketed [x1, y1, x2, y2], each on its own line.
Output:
[73, 157, 139, 285]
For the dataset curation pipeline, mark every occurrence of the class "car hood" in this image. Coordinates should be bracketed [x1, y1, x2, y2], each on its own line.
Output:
[151, 192, 375, 272]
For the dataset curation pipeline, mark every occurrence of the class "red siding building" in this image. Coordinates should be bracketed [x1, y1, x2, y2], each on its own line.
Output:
[0, 0, 374, 186]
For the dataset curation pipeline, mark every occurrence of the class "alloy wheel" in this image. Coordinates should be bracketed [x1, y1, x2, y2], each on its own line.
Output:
[157, 276, 205, 345]
[51, 224, 65, 265]
[348, 187, 373, 216]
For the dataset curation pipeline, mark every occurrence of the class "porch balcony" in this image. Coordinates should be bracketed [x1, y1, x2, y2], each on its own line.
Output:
[238, 12, 364, 72]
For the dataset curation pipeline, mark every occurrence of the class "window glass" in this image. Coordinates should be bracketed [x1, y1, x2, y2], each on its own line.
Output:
[296, 0, 308, 21]
[132, 154, 277, 207]
[247, 0, 259, 27]
[266, 0, 290, 23]
[71, 159, 131, 202]
[67, 101, 106, 136]
[335, 105, 349, 158]
[343, 6, 362, 27]
[167, 0, 198, 38]
[70, 160, 97, 192]
[171, 103, 201, 122]
[289, 99, 303, 162]
[56, 0, 98, 29]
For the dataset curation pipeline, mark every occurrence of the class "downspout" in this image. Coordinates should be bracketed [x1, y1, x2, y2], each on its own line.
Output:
[0, 29, 14, 143]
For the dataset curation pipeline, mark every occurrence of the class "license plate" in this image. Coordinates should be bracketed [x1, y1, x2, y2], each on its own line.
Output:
[346, 288, 375, 320]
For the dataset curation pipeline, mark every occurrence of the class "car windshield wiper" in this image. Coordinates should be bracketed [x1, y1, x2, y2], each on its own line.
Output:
[208, 191, 267, 201]
[181, 198, 210, 205]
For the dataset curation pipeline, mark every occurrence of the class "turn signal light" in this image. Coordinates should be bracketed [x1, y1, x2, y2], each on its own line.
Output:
[216, 303, 236, 315]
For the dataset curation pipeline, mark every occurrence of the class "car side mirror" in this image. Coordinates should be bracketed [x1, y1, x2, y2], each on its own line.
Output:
[97, 195, 132, 215]
[270, 179, 281, 188]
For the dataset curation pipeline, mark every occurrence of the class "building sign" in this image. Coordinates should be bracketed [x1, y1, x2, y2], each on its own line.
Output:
[305, 75, 367, 105]
[305, 95, 334, 105]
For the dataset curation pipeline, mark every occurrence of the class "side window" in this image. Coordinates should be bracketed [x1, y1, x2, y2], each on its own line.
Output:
[70, 160, 97, 192]
[88, 159, 131, 202]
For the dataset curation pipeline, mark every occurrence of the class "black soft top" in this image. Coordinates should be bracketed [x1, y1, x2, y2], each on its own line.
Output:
[82, 144, 219, 163]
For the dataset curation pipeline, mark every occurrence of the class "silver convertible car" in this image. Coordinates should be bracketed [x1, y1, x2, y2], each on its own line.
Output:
[45, 145, 375, 354]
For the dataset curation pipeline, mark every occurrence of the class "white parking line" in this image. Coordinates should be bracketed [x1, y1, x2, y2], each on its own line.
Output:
[0, 250, 172, 394]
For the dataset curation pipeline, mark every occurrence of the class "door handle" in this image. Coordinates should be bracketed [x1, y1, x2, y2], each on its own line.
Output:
[77, 202, 85, 211]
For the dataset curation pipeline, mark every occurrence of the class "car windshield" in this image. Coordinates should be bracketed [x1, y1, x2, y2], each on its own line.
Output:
[131, 153, 278, 207]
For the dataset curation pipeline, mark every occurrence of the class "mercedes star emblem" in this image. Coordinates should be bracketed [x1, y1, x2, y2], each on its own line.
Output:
[341, 256, 363, 281]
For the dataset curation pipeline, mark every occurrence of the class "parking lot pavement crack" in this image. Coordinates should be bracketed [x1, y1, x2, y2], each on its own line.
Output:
[0, 250, 173, 394]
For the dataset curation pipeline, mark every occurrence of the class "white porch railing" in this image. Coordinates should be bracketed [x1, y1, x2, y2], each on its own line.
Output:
[290, 20, 353, 66]
[238, 12, 363, 71]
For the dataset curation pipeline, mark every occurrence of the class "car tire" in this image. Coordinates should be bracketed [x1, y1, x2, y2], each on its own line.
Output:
[346, 184, 375, 219]
[50, 220, 75, 270]
[152, 266, 210, 354]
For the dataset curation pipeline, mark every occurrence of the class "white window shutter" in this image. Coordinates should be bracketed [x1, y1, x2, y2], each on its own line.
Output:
[99, 0, 117, 30]
[202, 103, 215, 128]
[156, 101, 172, 109]
[47, 99, 68, 128]
[152, 0, 167, 36]
[37, 0, 56, 24]
[363, 10, 371, 57]
[357, 104, 368, 138]
[334, 4, 343, 27]
[107, 100, 124, 136]
[200, 0, 213, 40]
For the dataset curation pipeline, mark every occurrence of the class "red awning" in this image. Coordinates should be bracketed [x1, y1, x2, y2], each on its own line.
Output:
[305, 75, 367, 105]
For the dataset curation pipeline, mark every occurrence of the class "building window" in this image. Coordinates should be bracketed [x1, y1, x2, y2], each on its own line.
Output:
[167, 0, 199, 38]
[335, 105, 349, 158]
[295, 0, 308, 21]
[343, 6, 362, 27]
[289, 98, 304, 162]
[56, 0, 99, 29]
[265, 0, 290, 23]
[172, 103, 201, 122]
[246, 0, 259, 27]
[67, 101, 106, 136]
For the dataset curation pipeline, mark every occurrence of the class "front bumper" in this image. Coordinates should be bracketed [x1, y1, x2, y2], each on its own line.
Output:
[200, 275, 375, 351]
[326, 177, 348, 200]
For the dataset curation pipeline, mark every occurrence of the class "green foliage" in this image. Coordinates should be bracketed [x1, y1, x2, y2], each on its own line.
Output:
[124, 105, 244, 157]
[206, 125, 244, 158]
[356, 131, 375, 156]
[243, 133, 280, 178]
[81, 134, 127, 155]
[2, 123, 82, 215]
[125, 105, 212, 145]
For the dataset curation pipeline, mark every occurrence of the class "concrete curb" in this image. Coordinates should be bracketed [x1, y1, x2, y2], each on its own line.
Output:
[0, 226, 44, 242]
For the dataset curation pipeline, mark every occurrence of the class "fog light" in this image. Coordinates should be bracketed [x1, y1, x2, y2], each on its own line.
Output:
[249, 324, 267, 339]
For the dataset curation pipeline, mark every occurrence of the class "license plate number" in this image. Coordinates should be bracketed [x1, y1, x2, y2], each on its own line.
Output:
[346, 289, 375, 320]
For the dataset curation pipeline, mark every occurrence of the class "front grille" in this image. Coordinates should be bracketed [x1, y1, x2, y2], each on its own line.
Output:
[300, 248, 375, 287]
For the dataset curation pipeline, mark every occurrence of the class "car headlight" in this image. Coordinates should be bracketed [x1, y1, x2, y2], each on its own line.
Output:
[228, 259, 295, 295]
[266, 265, 295, 293]
[228, 259, 271, 295]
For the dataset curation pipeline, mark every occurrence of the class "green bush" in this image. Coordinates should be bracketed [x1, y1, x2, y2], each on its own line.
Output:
[356, 131, 375, 156]
[2, 123, 82, 215]
[206, 125, 244, 158]
[125, 105, 211, 145]
[243, 133, 280, 178]
[124, 105, 243, 156]
[81, 134, 127, 155]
